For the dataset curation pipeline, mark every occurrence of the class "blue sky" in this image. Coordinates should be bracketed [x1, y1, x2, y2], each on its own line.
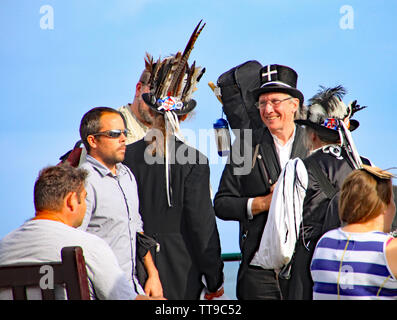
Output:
[1, 0, 396, 254]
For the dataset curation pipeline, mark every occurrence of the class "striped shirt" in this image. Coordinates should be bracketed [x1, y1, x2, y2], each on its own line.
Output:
[310, 228, 397, 300]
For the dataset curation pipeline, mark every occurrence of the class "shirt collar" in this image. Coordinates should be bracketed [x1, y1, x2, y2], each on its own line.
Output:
[270, 125, 296, 148]
[86, 155, 127, 177]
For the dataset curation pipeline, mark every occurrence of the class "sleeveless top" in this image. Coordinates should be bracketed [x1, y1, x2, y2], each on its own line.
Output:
[310, 228, 397, 299]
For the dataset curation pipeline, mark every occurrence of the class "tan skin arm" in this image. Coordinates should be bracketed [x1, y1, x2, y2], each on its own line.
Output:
[142, 248, 164, 298]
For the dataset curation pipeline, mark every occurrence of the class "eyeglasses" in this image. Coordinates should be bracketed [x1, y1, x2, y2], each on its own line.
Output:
[92, 129, 128, 138]
[256, 97, 293, 109]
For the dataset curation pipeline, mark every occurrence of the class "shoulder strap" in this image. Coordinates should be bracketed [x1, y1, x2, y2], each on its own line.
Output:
[305, 156, 337, 199]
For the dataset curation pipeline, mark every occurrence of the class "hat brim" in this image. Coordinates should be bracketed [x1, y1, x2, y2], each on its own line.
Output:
[295, 118, 360, 140]
[251, 85, 304, 106]
[142, 93, 197, 115]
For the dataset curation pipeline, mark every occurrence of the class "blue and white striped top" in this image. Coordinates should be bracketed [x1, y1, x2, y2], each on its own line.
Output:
[310, 228, 397, 300]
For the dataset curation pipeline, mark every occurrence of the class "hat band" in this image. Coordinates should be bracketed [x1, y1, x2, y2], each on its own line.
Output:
[260, 81, 292, 88]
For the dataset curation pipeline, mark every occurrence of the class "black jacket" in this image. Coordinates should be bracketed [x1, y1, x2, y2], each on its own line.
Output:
[123, 138, 224, 300]
[214, 125, 308, 267]
[283, 146, 370, 300]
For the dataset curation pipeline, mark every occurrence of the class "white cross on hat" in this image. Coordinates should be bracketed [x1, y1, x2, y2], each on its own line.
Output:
[262, 65, 277, 81]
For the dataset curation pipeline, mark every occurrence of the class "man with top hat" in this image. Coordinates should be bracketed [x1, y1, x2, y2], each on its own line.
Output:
[214, 64, 309, 300]
[279, 85, 370, 300]
[123, 21, 225, 300]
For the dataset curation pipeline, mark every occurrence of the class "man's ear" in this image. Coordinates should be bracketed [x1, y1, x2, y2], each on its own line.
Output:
[86, 135, 97, 150]
[291, 98, 300, 114]
[64, 191, 78, 213]
[135, 82, 143, 97]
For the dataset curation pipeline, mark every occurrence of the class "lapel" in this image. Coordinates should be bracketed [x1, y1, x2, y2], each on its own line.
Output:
[290, 125, 308, 159]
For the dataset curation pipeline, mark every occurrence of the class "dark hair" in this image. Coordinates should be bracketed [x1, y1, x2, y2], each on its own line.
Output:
[34, 163, 88, 212]
[339, 169, 392, 224]
[79, 107, 126, 152]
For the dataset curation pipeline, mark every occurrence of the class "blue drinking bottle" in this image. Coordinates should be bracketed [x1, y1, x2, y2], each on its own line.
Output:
[213, 118, 231, 157]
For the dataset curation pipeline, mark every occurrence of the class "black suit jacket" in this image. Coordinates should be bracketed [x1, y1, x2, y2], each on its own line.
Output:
[123, 138, 224, 300]
[214, 125, 308, 266]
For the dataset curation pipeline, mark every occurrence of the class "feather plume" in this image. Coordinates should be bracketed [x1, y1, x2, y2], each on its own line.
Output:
[165, 52, 183, 96]
[182, 66, 205, 102]
[149, 56, 162, 92]
[144, 52, 154, 74]
[307, 85, 349, 122]
[155, 57, 174, 98]
[349, 100, 367, 116]
[180, 62, 194, 99]
[167, 20, 206, 97]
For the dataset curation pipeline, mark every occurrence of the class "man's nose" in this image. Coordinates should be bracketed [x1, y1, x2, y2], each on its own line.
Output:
[262, 102, 274, 113]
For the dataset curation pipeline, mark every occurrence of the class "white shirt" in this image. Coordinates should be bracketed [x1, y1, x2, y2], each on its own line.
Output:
[0, 219, 137, 300]
[270, 128, 296, 170]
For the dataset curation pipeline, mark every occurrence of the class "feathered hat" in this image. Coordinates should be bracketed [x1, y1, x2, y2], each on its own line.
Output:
[141, 21, 206, 208]
[141, 20, 206, 116]
[295, 85, 366, 141]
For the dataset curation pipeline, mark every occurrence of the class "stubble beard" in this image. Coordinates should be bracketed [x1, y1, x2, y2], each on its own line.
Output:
[138, 100, 154, 125]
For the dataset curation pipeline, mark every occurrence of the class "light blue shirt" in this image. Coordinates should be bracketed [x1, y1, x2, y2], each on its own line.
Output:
[79, 155, 144, 294]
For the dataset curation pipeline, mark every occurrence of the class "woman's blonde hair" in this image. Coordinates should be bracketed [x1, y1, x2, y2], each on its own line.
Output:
[339, 169, 392, 224]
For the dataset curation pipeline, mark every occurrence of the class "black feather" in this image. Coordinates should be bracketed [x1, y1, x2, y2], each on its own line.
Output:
[308, 85, 348, 118]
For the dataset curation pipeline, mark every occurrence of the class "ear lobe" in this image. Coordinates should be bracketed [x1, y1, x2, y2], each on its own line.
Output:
[87, 135, 97, 150]
[65, 191, 78, 213]
[136, 82, 143, 95]
[291, 98, 299, 113]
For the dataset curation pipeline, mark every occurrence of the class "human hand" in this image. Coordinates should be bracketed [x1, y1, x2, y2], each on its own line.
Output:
[144, 273, 164, 298]
[251, 184, 275, 216]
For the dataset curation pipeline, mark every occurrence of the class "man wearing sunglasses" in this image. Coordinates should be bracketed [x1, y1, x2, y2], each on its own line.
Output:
[78, 107, 164, 299]
[214, 64, 308, 300]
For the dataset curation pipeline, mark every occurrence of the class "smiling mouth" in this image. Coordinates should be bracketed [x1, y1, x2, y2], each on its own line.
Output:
[266, 116, 280, 121]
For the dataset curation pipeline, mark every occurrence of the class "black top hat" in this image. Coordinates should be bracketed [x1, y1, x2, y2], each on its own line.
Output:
[251, 64, 304, 105]
[295, 85, 366, 141]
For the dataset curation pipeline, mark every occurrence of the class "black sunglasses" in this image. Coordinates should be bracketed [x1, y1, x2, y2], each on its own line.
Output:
[92, 129, 128, 138]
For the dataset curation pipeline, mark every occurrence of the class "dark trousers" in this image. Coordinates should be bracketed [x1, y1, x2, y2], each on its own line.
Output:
[236, 265, 282, 300]
[280, 241, 316, 300]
